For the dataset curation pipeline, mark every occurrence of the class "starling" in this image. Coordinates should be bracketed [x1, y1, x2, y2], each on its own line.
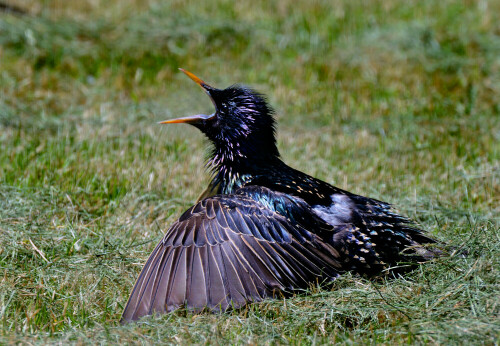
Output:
[121, 69, 439, 322]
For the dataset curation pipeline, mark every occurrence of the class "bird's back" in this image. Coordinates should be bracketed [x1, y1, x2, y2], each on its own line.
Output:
[240, 163, 439, 274]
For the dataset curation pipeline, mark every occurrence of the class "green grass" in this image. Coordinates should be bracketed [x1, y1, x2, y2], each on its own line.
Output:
[1, 0, 499, 343]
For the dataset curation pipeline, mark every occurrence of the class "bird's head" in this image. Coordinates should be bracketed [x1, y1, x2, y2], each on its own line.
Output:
[160, 69, 280, 169]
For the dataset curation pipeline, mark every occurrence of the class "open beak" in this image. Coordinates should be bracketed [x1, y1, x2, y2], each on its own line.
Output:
[158, 113, 214, 124]
[179, 68, 210, 89]
[158, 69, 217, 125]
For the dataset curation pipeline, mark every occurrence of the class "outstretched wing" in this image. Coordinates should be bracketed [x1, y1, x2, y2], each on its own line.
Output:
[121, 192, 341, 322]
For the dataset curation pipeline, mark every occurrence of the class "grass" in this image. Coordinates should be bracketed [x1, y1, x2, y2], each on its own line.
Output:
[0, 0, 499, 343]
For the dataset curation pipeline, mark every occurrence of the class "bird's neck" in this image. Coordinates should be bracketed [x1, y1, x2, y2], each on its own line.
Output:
[208, 142, 283, 194]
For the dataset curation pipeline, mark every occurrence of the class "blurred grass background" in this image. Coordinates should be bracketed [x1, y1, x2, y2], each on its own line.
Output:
[0, 0, 499, 343]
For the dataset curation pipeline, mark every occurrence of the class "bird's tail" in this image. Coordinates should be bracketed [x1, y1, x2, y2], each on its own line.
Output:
[331, 224, 444, 276]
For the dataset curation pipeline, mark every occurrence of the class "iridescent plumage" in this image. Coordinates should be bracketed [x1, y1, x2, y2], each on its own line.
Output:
[121, 70, 439, 322]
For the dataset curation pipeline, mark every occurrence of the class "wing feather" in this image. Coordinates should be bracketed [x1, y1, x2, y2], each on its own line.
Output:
[121, 188, 341, 322]
[166, 247, 187, 308]
[219, 243, 250, 305]
[207, 246, 227, 310]
[149, 243, 177, 314]
[186, 247, 208, 310]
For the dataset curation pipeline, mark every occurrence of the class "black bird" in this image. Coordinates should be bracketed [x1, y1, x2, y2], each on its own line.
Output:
[121, 69, 439, 322]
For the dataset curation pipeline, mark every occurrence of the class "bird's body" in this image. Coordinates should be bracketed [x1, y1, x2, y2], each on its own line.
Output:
[121, 70, 439, 322]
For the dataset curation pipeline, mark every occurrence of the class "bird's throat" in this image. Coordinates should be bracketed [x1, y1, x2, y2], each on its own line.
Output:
[208, 143, 281, 195]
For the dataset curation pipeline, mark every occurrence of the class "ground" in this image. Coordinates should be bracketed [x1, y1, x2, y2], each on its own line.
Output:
[0, 0, 499, 344]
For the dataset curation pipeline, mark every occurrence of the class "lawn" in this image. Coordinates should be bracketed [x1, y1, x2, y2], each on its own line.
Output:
[0, 0, 499, 344]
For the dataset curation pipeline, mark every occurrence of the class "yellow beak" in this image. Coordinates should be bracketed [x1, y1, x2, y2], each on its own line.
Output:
[159, 69, 216, 125]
